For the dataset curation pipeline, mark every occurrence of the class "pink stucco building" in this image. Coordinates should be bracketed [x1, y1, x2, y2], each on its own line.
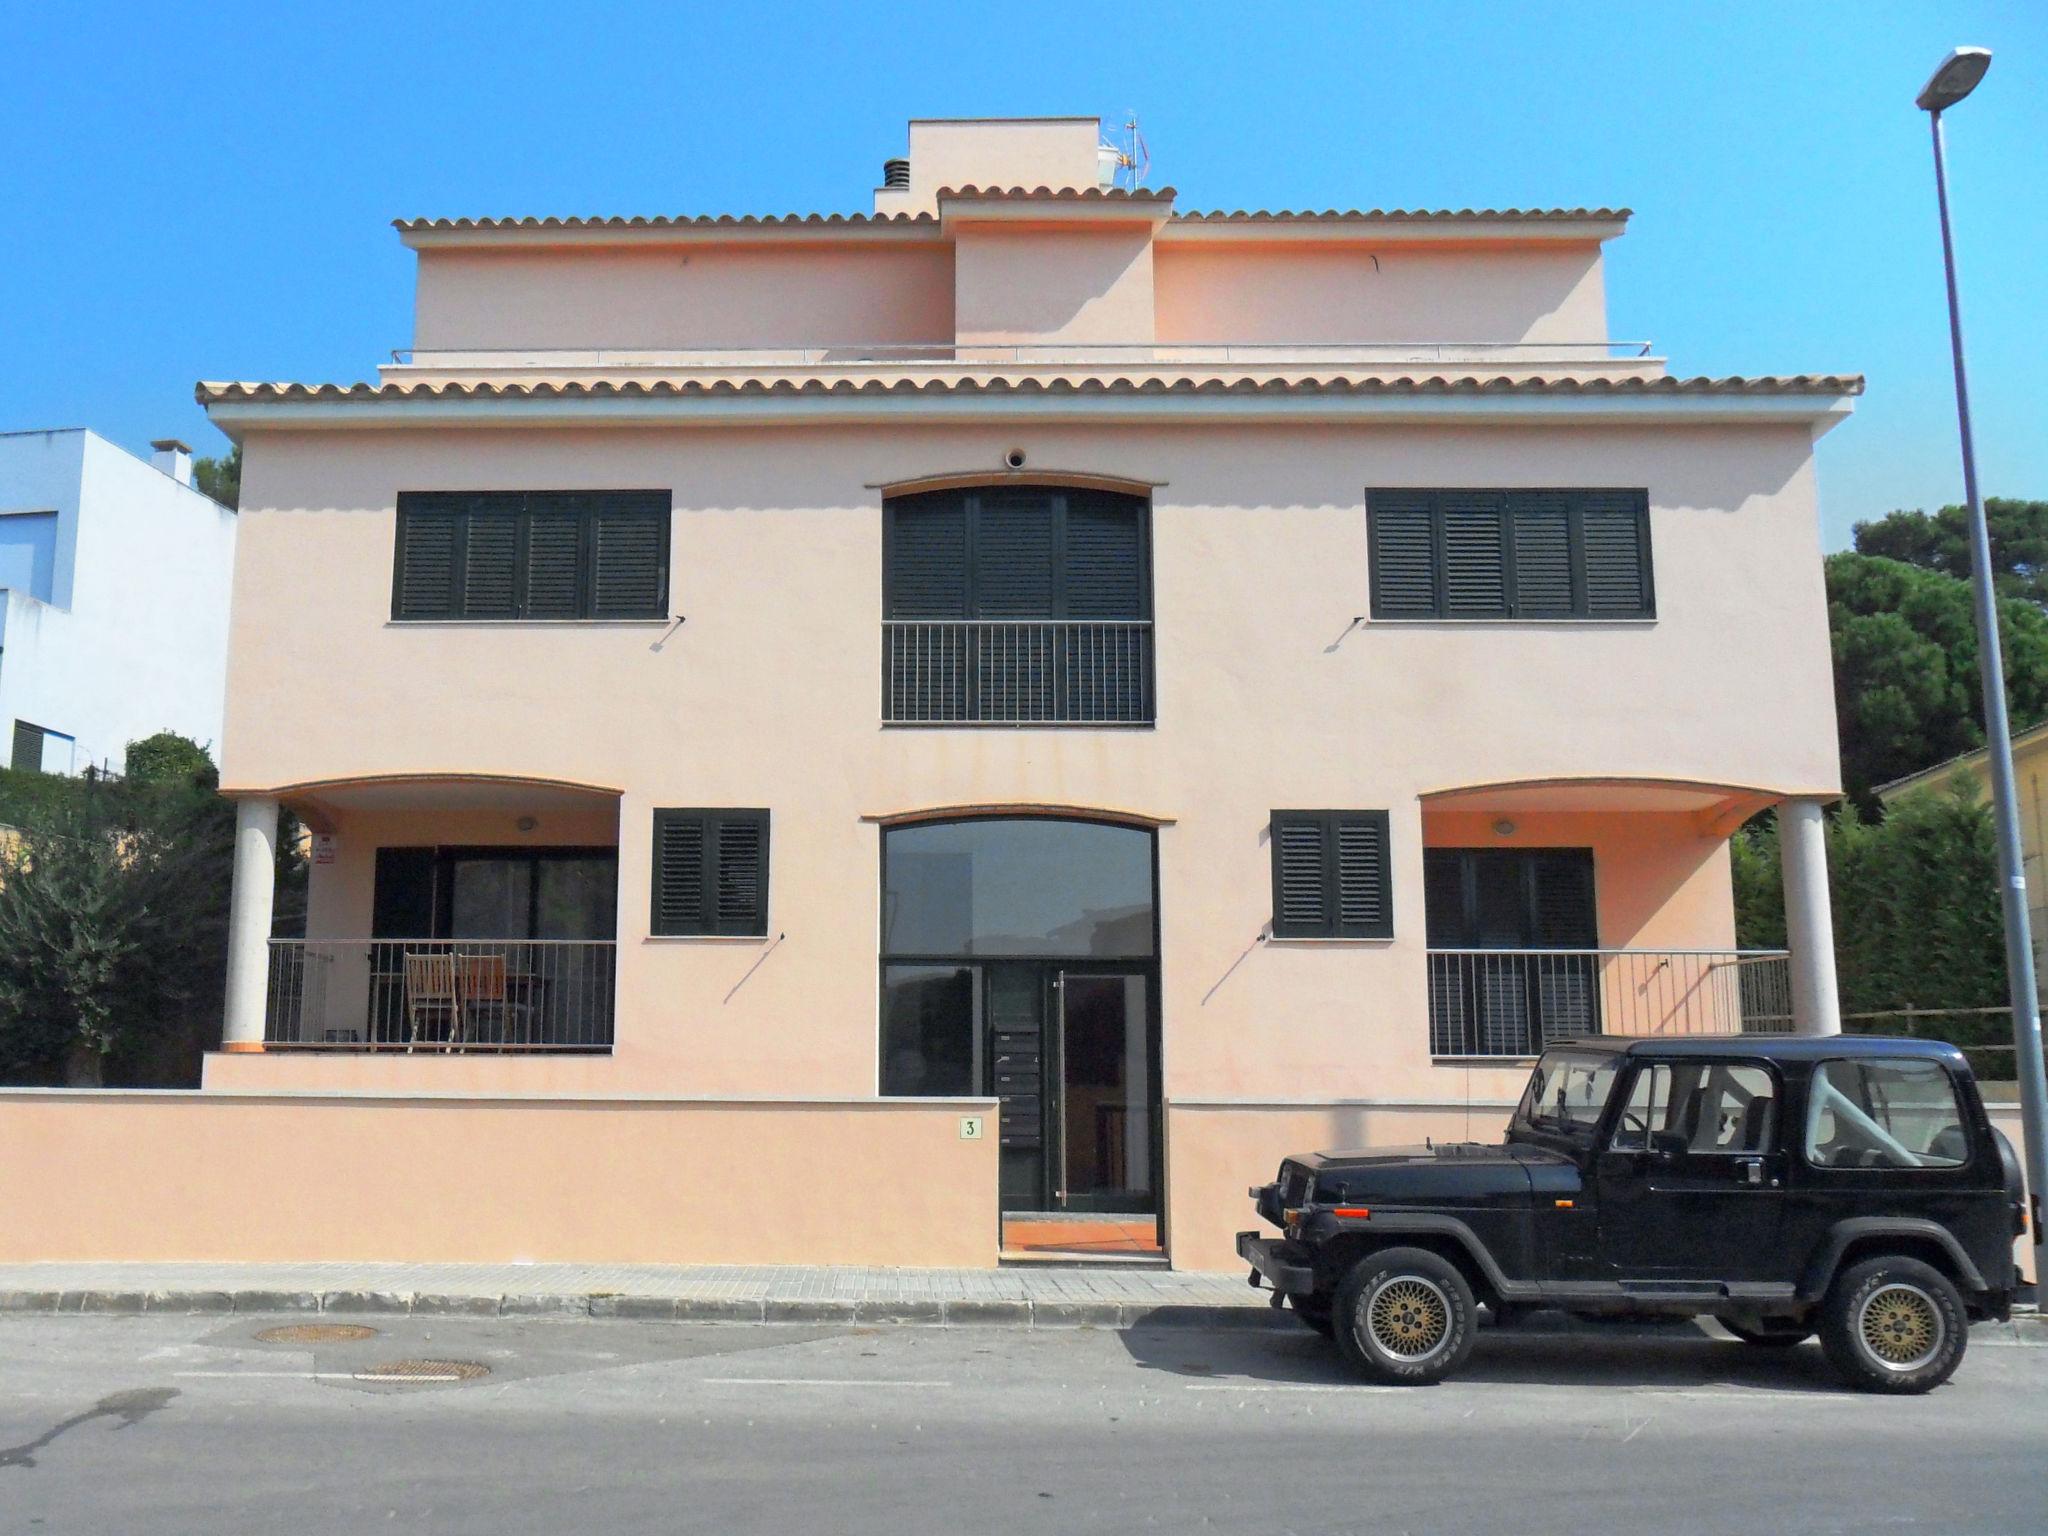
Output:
[4, 118, 1864, 1270]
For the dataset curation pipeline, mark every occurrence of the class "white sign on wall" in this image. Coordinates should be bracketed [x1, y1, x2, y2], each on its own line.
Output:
[312, 833, 336, 866]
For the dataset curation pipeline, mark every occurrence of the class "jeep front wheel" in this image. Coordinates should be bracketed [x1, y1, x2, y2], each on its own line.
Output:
[1817, 1256, 1967, 1394]
[1333, 1247, 1477, 1385]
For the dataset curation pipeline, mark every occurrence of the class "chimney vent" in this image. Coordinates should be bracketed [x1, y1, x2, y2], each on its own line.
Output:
[882, 157, 911, 190]
[150, 438, 194, 486]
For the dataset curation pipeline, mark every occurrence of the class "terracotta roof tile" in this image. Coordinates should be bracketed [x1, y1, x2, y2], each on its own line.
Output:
[199, 373, 1862, 406]
[934, 184, 1178, 202]
[1171, 206, 1630, 224]
[393, 211, 936, 232]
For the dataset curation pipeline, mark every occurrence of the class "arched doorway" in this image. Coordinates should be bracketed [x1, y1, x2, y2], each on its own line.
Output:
[880, 816, 1160, 1218]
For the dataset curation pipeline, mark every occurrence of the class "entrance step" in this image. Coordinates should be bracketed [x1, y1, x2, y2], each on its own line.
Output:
[1000, 1214, 1162, 1263]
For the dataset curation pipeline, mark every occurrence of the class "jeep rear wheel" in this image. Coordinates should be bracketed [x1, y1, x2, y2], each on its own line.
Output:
[1818, 1256, 1967, 1394]
[1334, 1247, 1477, 1385]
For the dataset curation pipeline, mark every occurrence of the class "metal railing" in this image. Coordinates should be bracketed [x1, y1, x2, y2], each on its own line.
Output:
[265, 939, 616, 1051]
[1428, 948, 1794, 1059]
[391, 340, 1659, 369]
[884, 620, 1154, 725]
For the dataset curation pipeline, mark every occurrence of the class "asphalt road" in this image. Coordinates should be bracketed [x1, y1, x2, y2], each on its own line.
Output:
[2, 1313, 2042, 1535]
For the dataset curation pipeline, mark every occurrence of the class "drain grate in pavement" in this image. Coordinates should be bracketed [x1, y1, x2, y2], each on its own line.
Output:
[356, 1358, 491, 1383]
[254, 1323, 380, 1344]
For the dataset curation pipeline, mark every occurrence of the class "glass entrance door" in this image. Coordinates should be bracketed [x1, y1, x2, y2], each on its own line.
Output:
[1055, 971, 1156, 1213]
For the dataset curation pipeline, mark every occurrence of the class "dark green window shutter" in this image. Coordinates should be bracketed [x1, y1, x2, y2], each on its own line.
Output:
[651, 809, 769, 937]
[886, 493, 970, 618]
[973, 490, 1056, 616]
[394, 502, 461, 618]
[1271, 815, 1329, 935]
[651, 813, 707, 935]
[1271, 810, 1393, 939]
[1440, 494, 1509, 618]
[1333, 815, 1392, 936]
[590, 495, 670, 619]
[1368, 492, 1441, 618]
[10, 720, 45, 773]
[1422, 849, 1469, 946]
[714, 816, 768, 932]
[1529, 851, 1599, 946]
[1062, 492, 1147, 618]
[1507, 492, 1575, 617]
[461, 507, 521, 619]
[1581, 492, 1653, 617]
[524, 501, 585, 619]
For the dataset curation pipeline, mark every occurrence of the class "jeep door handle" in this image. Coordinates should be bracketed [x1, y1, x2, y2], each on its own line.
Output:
[1735, 1156, 1774, 1187]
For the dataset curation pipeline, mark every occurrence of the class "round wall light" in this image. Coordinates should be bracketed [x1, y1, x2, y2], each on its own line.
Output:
[1493, 818, 1517, 838]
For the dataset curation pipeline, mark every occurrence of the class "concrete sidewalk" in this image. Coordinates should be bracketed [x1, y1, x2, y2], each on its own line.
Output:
[0, 1261, 2040, 1340]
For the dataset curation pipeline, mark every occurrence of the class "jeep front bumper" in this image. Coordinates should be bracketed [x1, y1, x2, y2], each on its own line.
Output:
[1237, 1231, 1315, 1295]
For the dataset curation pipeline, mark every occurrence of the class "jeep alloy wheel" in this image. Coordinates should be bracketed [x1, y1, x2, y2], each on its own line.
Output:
[1818, 1255, 1967, 1394]
[1334, 1246, 1478, 1385]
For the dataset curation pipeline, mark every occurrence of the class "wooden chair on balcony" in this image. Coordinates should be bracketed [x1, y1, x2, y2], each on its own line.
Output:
[401, 951, 461, 1051]
[457, 952, 534, 1046]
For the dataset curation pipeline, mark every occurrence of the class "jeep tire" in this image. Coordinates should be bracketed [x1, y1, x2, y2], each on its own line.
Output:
[1334, 1246, 1478, 1385]
[1817, 1255, 1967, 1394]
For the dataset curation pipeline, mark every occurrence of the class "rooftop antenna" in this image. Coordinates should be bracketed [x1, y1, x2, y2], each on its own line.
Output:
[1100, 111, 1149, 191]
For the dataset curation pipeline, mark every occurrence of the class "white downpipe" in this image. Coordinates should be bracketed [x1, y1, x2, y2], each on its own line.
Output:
[221, 797, 280, 1048]
[1780, 799, 1842, 1036]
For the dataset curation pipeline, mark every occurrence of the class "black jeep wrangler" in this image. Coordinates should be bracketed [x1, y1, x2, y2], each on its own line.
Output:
[1240, 1035, 2027, 1393]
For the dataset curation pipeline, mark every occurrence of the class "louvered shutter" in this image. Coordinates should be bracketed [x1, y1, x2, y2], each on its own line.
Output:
[590, 494, 669, 619]
[1331, 813, 1392, 937]
[1580, 492, 1652, 617]
[650, 810, 769, 937]
[886, 493, 969, 618]
[1271, 815, 1329, 936]
[1061, 493, 1147, 618]
[1270, 811, 1395, 938]
[1507, 493, 1575, 617]
[651, 814, 707, 935]
[461, 505, 520, 619]
[1529, 851, 1598, 947]
[1369, 492, 1440, 618]
[1441, 493, 1509, 617]
[394, 501, 461, 618]
[10, 721, 44, 773]
[714, 814, 768, 934]
[973, 491, 1056, 616]
[523, 498, 584, 619]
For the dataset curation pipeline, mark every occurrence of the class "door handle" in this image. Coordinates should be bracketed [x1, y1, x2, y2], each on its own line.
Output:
[1735, 1156, 1766, 1186]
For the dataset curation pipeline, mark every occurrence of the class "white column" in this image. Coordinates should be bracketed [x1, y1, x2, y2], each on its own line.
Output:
[1779, 798, 1842, 1036]
[221, 797, 280, 1051]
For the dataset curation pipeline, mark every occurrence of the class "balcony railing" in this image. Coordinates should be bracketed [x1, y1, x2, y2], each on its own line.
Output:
[264, 940, 616, 1052]
[884, 620, 1154, 725]
[1428, 948, 1794, 1059]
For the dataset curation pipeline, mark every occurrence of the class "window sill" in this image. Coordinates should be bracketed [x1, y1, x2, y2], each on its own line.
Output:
[1263, 935, 1396, 947]
[1364, 618, 1657, 630]
[642, 933, 773, 945]
[880, 721, 1157, 730]
[385, 618, 674, 629]
[1433, 1055, 1539, 1065]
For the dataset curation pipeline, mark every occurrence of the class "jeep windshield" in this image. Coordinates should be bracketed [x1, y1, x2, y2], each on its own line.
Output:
[1513, 1049, 1622, 1141]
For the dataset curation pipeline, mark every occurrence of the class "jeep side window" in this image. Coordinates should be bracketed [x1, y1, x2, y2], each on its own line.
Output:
[1805, 1059, 1969, 1170]
[1609, 1062, 1776, 1154]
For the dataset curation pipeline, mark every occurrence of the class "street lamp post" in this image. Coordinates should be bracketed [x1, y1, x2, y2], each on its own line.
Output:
[1918, 45, 2048, 1250]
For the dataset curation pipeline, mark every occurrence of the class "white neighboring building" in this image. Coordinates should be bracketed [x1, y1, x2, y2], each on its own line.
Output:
[0, 428, 237, 775]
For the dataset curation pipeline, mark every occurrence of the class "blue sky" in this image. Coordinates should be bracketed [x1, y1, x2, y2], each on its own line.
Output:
[3, 1, 2040, 547]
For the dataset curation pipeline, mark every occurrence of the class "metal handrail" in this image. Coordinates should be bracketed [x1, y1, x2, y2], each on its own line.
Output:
[390, 339, 1660, 365]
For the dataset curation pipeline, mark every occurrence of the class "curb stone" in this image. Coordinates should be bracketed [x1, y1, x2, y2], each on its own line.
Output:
[944, 1299, 1032, 1326]
[232, 1290, 322, 1313]
[322, 1291, 414, 1315]
[413, 1293, 502, 1318]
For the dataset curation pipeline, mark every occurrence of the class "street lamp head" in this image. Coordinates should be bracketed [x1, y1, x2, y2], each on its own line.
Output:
[1918, 47, 1992, 113]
